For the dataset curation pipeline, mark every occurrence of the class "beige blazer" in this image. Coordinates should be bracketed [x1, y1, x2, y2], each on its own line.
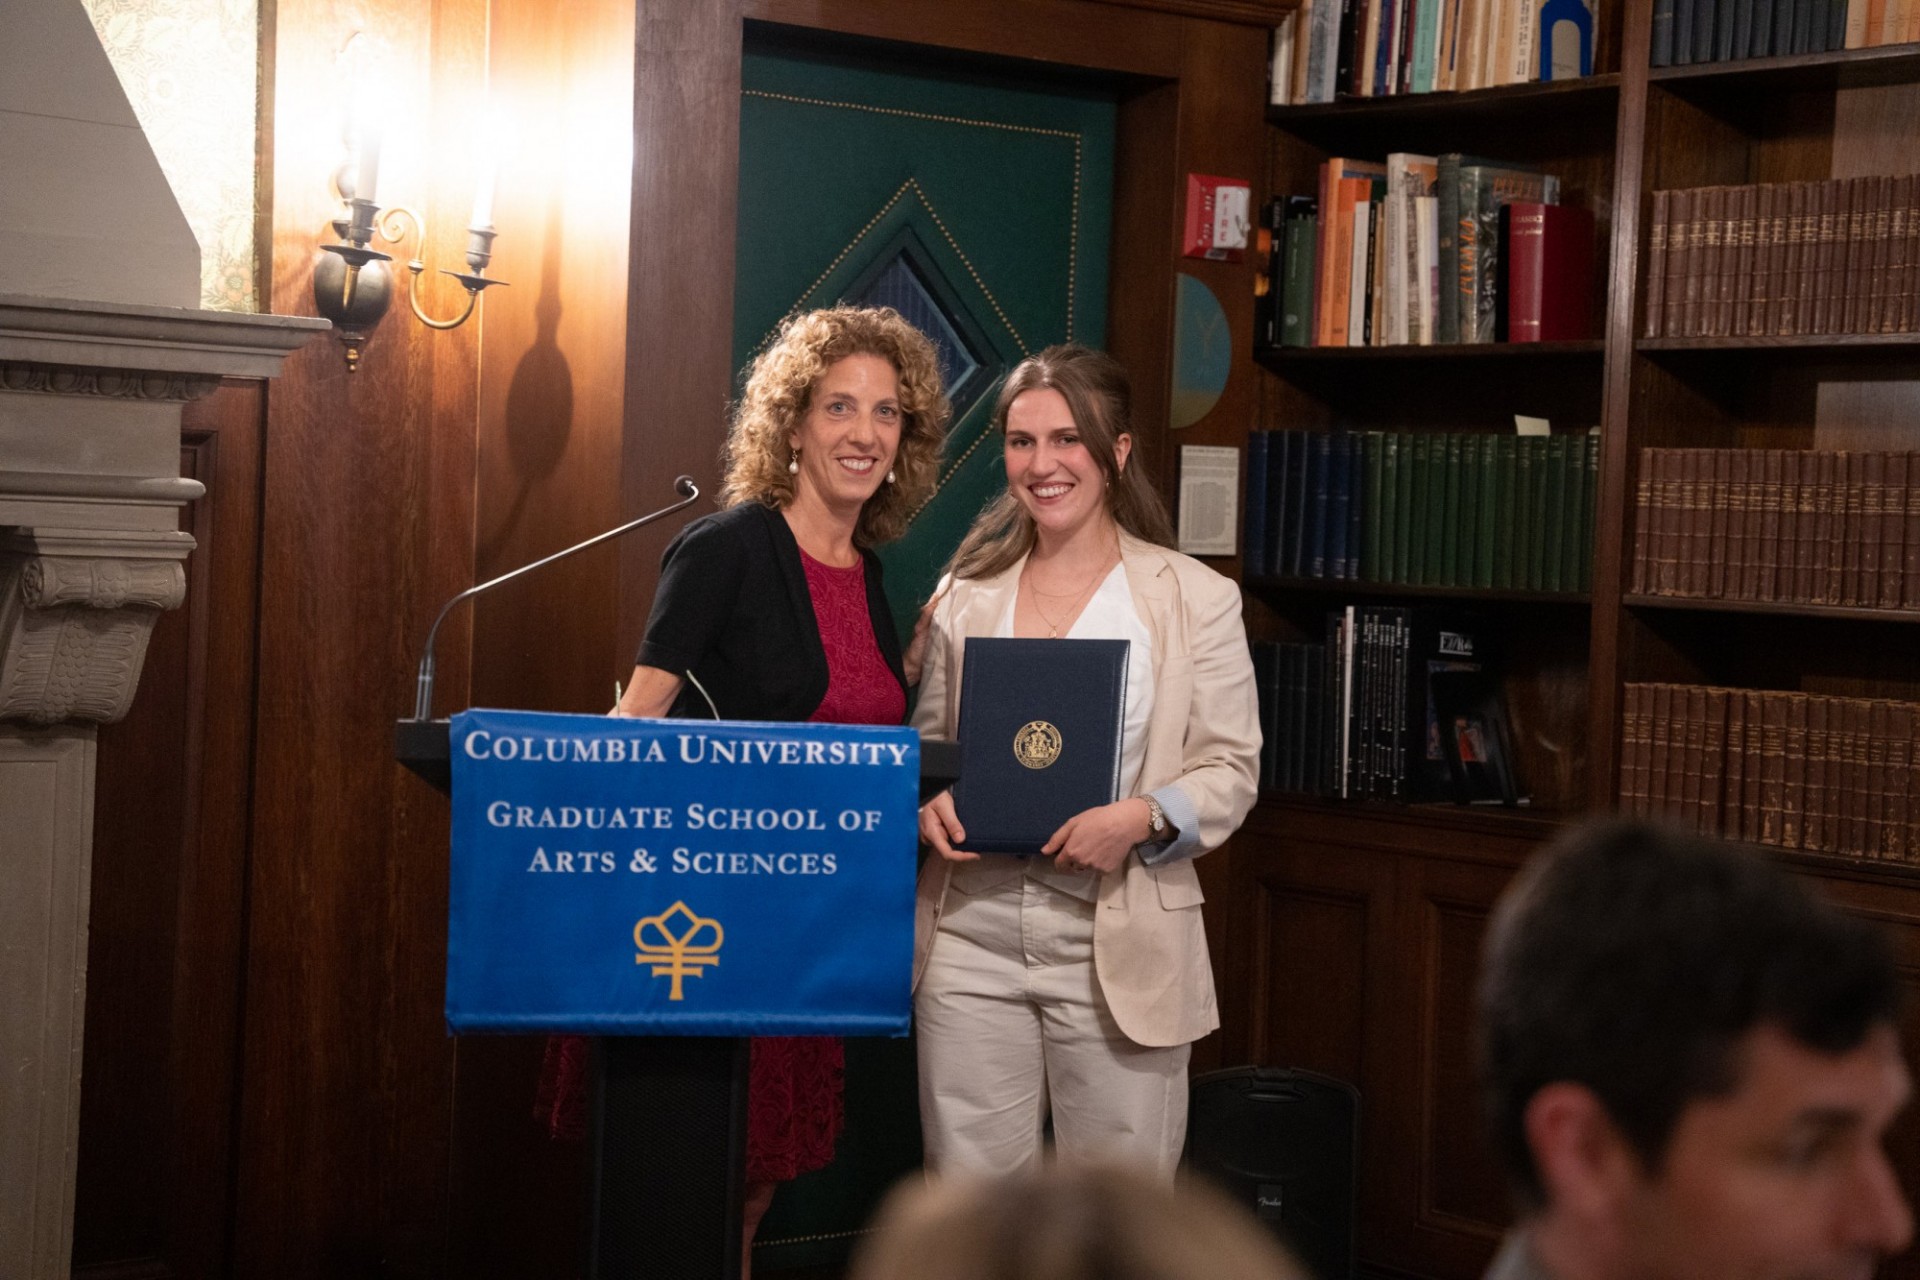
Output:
[910, 533, 1261, 1047]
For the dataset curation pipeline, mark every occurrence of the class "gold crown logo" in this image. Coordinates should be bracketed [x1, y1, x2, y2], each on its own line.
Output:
[634, 900, 724, 1000]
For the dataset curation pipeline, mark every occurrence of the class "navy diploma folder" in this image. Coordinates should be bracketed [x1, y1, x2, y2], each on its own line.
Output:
[951, 637, 1129, 855]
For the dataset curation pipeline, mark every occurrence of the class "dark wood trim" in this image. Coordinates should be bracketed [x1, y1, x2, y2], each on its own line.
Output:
[1258, 339, 1605, 363]
[1248, 576, 1593, 603]
[1624, 594, 1920, 623]
[1587, 0, 1655, 810]
[1649, 42, 1920, 93]
[1639, 331, 1920, 351]
[1087, 0, 1290, 26]
[1266, 72, 1622, 126]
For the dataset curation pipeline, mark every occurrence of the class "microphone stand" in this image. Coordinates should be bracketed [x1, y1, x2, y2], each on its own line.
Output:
[394, 475, 700, 786]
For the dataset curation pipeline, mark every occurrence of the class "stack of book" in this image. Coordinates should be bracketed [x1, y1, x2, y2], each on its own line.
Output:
[1631, 448, 1920, 608]
[1257, 156, 1592, 348]
[1251, 609, 1522, 804]
[1649, 0, 1917, 66]
[1252, 639, 1332, 793]
[1268, 0, 1597, 105]
[1621, 682, 1920, 862]
[1643, 178, 1919, 339]
[1244, 429, 1599, 592]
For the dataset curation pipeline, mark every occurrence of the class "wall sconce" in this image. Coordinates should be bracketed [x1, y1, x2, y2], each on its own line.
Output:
[312, 107, 507, 372]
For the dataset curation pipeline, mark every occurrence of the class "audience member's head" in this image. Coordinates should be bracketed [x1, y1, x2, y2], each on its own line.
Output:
[1478, 819, 1912, 1280]
[848, 1163, 1305, 1280]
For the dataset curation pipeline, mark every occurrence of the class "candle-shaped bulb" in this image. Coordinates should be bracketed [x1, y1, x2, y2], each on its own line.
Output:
[471, 152, 495, 229]
[355, 122, 383, 206]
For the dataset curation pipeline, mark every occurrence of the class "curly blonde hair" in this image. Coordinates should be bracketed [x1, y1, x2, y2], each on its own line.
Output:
[720, 306, 950, 547]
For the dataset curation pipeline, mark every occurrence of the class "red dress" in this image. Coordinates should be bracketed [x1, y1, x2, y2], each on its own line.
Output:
[536, 547, 905, 1184]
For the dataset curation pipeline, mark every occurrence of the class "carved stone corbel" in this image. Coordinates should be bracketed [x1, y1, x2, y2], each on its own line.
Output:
[0, 529, 193, 725]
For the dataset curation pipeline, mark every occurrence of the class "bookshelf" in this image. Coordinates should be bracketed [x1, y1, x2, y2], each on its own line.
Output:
[1229, 3, 1920, 1277]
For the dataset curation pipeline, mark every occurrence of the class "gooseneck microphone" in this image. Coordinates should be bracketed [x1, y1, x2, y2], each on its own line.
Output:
[407, 475, 700, 722]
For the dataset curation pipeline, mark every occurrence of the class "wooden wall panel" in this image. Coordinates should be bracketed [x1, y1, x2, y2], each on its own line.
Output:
[76, 381, 265, 1280]
[237, 0, 484, 1272]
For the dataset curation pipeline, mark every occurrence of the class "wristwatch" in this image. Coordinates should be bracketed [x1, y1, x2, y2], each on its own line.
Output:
[1143, 796, 1168, 841]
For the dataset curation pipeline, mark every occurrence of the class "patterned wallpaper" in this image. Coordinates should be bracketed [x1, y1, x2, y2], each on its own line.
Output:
[83, 0, 259, 312]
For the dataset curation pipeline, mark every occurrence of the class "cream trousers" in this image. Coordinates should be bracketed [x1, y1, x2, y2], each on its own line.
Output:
[915, 873, 1191, 1180]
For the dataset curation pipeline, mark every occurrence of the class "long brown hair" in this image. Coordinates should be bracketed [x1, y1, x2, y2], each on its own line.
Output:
[719, 306, 949, 547]
[944, 344, 1175, 581]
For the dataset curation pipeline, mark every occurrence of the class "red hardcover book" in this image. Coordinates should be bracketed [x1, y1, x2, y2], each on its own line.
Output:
[1680, 685, 1708, 827]
[1701, 687, 1730, 836]
[1708, 448, 1733, 598]
[1502, 202, 1594, 342]
[1631, 449, 1653, 594]
[1867, 700, 1892, 859]
[1782, 692, 1809, 849]
[1884, 704, 1913, 860]
[1648, 683, 1675, 815]
[1861, 451, 1887, 607]
[1884, 451, 1909, 608]
[1645, 190, 1670, 339]
[1805, 696, 1831, 854]
[1724, 688, 1750, 841]
[1790, 449, 1819, 604]
[1621, 683, 1649, 813]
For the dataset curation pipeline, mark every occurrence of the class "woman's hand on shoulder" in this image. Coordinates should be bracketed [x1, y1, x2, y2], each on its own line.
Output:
[1043, 799, 1152, 875]
[918, 790, 978, 863]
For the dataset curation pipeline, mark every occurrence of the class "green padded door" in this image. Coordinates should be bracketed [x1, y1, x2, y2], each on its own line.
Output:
[735, 38, 1116, 642]
[734, 36, 1116, 1273]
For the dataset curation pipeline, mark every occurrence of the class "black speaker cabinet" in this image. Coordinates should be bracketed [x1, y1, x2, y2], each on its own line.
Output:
[1185, 1065, 1360, 1280]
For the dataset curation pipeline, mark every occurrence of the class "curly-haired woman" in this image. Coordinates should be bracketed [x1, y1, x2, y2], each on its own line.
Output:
[540, 305, 948, 1271]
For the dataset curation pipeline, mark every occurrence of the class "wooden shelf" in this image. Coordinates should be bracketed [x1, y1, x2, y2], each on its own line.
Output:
[1265, 73, 1621, 130]
[1624, 594, 1920, 623]
[1257, 339, 1605, 365]
[1251, 575, 1591, 605]
[1256, 790, 1569, 841]
[1638, 332, 1920, 354]
[1649, 43, 1920, 96]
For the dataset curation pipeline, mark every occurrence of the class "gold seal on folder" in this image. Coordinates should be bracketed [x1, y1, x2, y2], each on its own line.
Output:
[1013, 720, 1063, 770]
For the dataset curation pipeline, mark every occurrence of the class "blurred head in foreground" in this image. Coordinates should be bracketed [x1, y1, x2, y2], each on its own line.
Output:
[1477, 819, 1911, 1280]
[848, 1163, 1305, 1280]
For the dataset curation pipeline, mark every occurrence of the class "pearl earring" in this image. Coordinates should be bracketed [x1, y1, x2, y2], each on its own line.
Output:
[788, 449, 800, 475]
[885, 468, 896, 485]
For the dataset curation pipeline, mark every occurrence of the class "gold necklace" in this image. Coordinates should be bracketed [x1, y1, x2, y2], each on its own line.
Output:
[1023, 550, 1115, 638]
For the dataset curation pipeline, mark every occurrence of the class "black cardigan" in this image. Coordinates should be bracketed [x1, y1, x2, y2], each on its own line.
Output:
[636, 502, 908, 721]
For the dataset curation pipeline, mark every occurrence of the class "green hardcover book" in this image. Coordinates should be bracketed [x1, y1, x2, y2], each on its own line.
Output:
[1527, 436, 1552, 591]
[1423, 432, 1449, 584]
[1509, 436, 1535, 590]
[1279, 209, 1319, 348]
[1458, 435, 1483, 590]
[1577, 434, 1600, 591]
[1440, 433, 1463, 587]
[1362, 432, 1386, 581]
[1543, 434, 1570, 593]
[1402, 433, 1426, 585]
[1474, 434, 1498, 589]
[1380, 433, 1403, 583]
[1561, 432, 1590, 593]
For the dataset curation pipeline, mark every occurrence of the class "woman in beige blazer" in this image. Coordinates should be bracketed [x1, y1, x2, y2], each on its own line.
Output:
[913, 345, 1260, 1179]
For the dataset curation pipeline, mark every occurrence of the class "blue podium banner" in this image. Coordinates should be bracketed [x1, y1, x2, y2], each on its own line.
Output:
[447, 709, 918, 1036]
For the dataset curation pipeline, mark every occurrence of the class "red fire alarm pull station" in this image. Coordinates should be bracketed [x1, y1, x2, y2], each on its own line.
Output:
[1183, 174, 1252, 262]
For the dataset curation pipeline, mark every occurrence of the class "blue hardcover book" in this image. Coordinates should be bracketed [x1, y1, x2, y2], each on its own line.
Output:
[1328, 433, 1354, 579]
[1267, 429, 1294, 575]
[1307, 432, 1334, 578]
[1244, 431, 1270, 578]
[1345, 433, 1365, 579]
[952, 638, 1128, 856]
[1287, 429, 1313, 577]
